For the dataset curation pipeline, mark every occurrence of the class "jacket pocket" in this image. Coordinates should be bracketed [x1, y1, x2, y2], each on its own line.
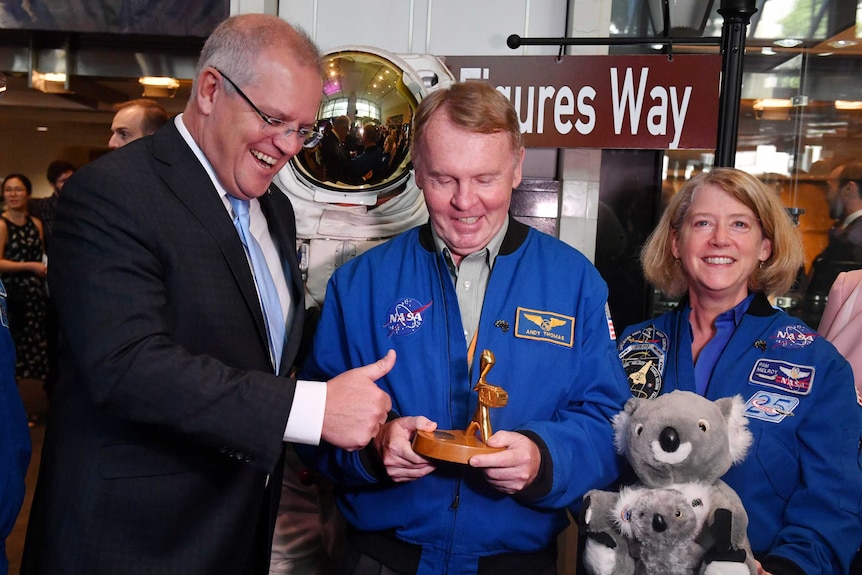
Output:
[98, 441, 204, 479]
[753, 428, 798, 502]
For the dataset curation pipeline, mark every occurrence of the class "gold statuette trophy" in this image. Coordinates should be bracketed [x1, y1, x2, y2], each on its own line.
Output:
[412, 349, 508, 464]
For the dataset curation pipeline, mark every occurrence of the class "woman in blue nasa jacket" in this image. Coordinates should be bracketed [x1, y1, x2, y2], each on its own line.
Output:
[617, 168, 862, 575]
[0, 278, 31, 574]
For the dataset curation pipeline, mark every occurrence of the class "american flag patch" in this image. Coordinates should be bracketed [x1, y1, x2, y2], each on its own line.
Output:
[605, 303, 616, 340]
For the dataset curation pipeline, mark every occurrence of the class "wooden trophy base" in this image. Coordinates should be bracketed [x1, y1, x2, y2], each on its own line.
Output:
[412, 429, 504, 464]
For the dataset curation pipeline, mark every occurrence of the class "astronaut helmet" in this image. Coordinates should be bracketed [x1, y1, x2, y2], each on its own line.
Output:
[275, 46, 454, 206]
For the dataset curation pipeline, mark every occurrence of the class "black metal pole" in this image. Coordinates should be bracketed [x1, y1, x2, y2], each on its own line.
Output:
[505, 35, 720, 48]
[714, 0, 758, 167]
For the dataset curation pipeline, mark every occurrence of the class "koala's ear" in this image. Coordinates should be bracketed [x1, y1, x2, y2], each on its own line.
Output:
[623, 396, 641, 415]
[716, 395, 754, 464]
[612, 400, 637, 455]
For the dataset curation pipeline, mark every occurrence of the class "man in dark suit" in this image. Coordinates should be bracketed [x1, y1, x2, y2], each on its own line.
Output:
[30, 160, 75, 397]
[804, 162, 862, 326]
[320, 114, 353, 184]
[21, 14, 393, 575]
[30, 159, 74, 252]
[349, 123, 385, 182]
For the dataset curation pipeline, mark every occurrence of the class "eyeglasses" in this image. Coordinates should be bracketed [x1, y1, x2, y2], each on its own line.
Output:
[214, 67, 323, 148]
[3, 187, 26, 194]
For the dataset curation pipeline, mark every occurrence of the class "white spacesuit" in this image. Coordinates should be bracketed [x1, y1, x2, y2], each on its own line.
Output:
[269, 46, 453, 575]
[279, 170, 429, 311]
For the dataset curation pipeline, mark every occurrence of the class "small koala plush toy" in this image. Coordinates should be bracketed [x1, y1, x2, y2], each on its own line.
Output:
[618, 487, 703, 575]
[580, 390, 757, 575]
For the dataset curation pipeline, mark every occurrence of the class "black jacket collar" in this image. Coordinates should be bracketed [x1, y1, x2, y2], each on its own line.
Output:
[418, 214, 530, 256]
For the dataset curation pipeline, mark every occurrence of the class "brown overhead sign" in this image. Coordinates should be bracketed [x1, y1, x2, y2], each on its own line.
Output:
[442, 55, 721, 150]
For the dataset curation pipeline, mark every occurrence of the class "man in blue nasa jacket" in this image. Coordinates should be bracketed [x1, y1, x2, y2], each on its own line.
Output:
[300, 81, 631, 575]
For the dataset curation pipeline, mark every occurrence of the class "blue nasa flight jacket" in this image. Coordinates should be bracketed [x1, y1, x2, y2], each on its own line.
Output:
[618, 293, 862, 575]
[301, 219, 631, 575]
[0, 279, 30, 575]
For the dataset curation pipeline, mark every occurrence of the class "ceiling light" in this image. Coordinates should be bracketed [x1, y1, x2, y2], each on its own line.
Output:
[761, 47, 776, 55]
[139, 76, 180, 98]
[753, 98, 792, 110]
[835, 100, 862, 111]
[753, 98, 791, 120]
[773, 38, 803, 48]
[828, 39, 858, 49]
[31, 71, 70, 94]
[139, 76, 179, 88]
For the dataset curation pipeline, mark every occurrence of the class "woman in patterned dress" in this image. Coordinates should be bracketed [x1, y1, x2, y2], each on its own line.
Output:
[0, 174, 48, 381]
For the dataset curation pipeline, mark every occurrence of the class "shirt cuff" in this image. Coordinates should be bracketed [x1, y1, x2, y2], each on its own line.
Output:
[283, 379, 326, 445]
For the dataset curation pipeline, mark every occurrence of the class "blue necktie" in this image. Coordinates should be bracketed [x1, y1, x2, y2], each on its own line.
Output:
[228, 196, 285, 373]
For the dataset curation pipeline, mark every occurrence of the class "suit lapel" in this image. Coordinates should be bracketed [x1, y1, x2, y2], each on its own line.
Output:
[151, 123, 270, 352]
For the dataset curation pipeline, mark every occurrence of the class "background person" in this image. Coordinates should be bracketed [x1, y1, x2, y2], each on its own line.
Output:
[348, 123, 384, 183]
[383, 125, 398, 169]
[318, 115, 352, 184]
[20, 14, 393, 575]
[801, 161, 862, 327]
[819, 269, 862, 405]
[29, 160, 74, 398]
[817, 269, 862, 572]
[29, 160, 74, 253]
[0, 174, 47, 385]
[617, 168, 862, 575]
[0, 276, 30, 575]
[299, 81, 631, 575]
[107, 97, 169, 149]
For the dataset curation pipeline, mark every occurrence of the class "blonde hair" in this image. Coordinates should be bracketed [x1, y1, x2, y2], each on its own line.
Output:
[641, 168, 803, 298]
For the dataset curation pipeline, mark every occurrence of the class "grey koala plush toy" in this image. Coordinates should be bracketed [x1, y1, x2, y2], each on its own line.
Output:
[580, 390, 757, 575]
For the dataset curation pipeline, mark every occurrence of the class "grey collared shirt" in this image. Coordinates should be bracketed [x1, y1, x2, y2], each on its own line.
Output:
[432, 219, 509, 347]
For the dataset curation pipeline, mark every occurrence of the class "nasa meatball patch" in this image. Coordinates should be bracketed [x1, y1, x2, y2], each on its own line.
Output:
[769, 324, 816, 350]
[383, 298, 432, 337]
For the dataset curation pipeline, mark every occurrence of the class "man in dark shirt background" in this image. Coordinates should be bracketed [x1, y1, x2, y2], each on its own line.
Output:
[803, 161, 862, 326]
[349, 123, 384, 183]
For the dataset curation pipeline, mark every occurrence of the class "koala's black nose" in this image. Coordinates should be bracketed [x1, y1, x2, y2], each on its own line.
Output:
[659, 426, 680, 452]
[652, 513, 667, 532]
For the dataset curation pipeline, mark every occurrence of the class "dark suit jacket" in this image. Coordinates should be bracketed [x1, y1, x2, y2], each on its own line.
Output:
[27, 192, 58, 252]
[349, 144, 384, 182]
[21, 122, 306, 575]
[807, 216, 862, 297]
[319, 130, 352, 184]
